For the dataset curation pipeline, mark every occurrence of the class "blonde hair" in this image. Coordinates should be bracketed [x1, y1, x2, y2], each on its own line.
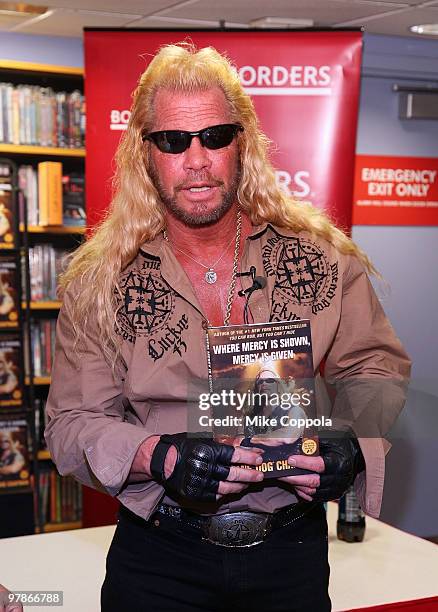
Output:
[61, 42, 376, 368]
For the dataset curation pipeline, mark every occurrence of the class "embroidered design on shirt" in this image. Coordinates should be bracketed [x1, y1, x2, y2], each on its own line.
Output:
[116, 269, 175, 342]
[148, 314, 189, 361]
[263, 233, 338, 316]
[270, 299, 301, 322]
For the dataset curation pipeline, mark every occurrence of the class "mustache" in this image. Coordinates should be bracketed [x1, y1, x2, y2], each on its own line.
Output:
[175, 174, 224, 192]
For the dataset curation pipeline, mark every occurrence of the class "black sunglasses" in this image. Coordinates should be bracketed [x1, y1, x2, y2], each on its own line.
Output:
[143, 123, 243, 154]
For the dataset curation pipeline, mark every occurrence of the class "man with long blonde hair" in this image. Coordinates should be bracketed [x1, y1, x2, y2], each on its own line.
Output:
[45, 43, 410, 611]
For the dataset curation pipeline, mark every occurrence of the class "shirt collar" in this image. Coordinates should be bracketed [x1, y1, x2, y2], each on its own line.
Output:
[139, 222, 271, 257]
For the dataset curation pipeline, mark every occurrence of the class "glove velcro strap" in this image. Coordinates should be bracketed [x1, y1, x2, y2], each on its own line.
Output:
[150, 435, 175, 482]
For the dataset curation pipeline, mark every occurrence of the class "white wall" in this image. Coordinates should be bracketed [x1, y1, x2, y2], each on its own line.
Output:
[0, 31, 82, 66]
[355, 34, 438, 537]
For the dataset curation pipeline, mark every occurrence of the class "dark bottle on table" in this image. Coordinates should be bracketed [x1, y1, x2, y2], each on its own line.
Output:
[337, 485, 366, 542]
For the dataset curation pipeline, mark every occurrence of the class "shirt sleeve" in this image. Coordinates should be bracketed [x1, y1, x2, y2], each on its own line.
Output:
[323, 254, 411, 517]
[44, 284, 160, 506]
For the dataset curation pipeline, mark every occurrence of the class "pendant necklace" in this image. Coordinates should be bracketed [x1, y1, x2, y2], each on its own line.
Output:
[163, 207, 241, 326]
[163, 208, 241, 286]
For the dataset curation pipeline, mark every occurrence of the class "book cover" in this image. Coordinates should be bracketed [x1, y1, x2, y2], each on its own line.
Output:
[0, 83, 4, 143]
[31, 322, 42, 376]
[0, 255, 19, 328]
[38, 161, 63, 226]
[11, 88, 20, 145]
[41, 471, 49, 524]
[44, 319, 52, 374]
[6, 85, 13, 145]
[206, 320, 319, 478]
[0, 334, 23, 408]
[0, 162, 15, 249]
[34, 398, 48, 451]
[62, 172, 85, 226]
[42, 244, 52, 300]
[50, 468, 56, 523]
[0, 417, 30, 490]
[18, 85, 25, 144]
[18, 165, 38, 226]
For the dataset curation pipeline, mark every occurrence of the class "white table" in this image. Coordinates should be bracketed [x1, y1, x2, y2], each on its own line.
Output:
[1, 504, 437, 611]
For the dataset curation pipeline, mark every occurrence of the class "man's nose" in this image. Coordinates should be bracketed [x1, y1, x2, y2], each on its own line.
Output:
[182, 135, 212, 171]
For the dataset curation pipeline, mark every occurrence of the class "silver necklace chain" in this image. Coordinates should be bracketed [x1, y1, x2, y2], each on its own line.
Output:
[163, 208, 242, 326]
[165, 233, 235, 284]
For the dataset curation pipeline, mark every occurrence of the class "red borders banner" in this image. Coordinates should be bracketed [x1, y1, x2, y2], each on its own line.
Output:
[84, 30, 362, 231]
[352, 154, 438, 226]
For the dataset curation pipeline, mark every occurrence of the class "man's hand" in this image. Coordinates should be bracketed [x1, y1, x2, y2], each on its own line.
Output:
[140, 433, 264, 503]
[279, 432, 365, 502]
[278, 454, 325, 501]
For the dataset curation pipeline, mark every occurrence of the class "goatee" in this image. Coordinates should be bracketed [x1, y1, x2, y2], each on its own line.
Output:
[149, 165, 241, 227]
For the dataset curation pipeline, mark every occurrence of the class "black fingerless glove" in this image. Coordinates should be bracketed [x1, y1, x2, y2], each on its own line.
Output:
[312, 430, 365, 503]
[150, 433, 235, 503]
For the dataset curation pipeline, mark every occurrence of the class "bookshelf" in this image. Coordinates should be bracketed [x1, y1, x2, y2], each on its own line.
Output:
[0, 59, 85, 537]
[22, 301, 62, 310]
[25, 376, 51, 386]
[20, 224, 85, 234]
[38, 521, 82, 533]
[0, 60, 83, 76]
[0, 145, 85, 157]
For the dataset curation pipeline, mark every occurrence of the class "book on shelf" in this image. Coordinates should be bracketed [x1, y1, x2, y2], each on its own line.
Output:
[0, 334, 23, 408]
[62, 172, 85, 226]
[37, 467, 82, 524]
[18, 164, 38, 226]
[0, 255, 19, 328]
[18, 164, 86, 229]
[24, 319, 56, 377]
[0, 83, 85, 149]
[38, 161, 62, 226]
[0, 161, 15, 249]
[22, 244, 68, 301]
[34, 397, 48, 452]
[0, 416, 31, 491]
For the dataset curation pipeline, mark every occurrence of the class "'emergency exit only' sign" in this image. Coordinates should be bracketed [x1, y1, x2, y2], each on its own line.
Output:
[352, 155, 438, 226]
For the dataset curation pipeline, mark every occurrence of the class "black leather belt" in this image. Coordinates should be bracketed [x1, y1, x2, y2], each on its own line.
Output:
[149, 501, 316, 548]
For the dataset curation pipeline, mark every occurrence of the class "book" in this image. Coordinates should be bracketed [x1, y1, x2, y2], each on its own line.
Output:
[34, 398, 48, 452]
[18, 164, 39, 226]
[0, 83, 85, 148]
[206, 320, 320, 478]
[50, 468, 56, 522]
[36, 467, 82, 524]
[0, 334, 23, 408]
[0, 417, 30, 490]
[38, 161, 63, 226]
[0, 255, 19, 328]
[23, 244, 68, 301]
[24, 319, 57, 377]
[62, 172, 85, 226]
[0, 161, 15, 249]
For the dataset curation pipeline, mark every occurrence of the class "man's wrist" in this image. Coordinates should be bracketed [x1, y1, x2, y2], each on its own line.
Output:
[130, 435, 177, 481]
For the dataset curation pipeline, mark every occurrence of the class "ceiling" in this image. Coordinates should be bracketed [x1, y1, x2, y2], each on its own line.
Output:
[1, 0, 438, 40]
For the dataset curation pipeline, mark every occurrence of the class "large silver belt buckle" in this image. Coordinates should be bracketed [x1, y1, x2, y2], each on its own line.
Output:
[202, 512, 271, 547]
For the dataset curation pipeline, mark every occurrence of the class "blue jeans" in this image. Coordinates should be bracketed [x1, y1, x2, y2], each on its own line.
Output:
[101, 503, 331, 611]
